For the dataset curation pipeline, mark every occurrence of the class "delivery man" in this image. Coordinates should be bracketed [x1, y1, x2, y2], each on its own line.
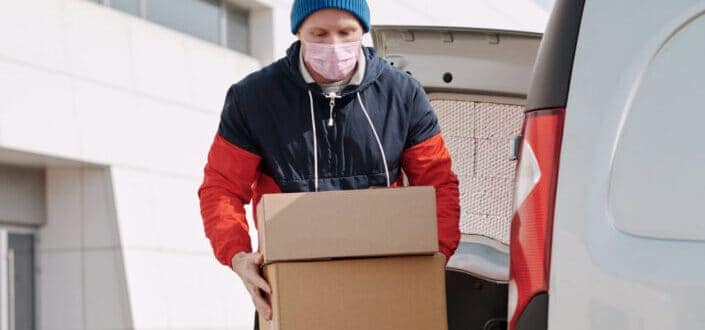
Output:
[197, 0, 460, 326]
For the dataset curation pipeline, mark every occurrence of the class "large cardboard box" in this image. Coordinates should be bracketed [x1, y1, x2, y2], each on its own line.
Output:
[256, 186, 438, 263]
[258, 253, 448, 330]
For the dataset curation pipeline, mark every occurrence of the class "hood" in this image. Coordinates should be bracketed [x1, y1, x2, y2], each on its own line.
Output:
[279, 40, 386, 97]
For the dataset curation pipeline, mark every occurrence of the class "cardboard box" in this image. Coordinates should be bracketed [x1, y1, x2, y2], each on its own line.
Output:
[259, 254, 448, 330]
[257, 186, 438, 263]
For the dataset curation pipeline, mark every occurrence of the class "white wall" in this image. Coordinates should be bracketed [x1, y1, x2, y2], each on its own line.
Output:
[0, 0, 260, 174]
[0, 0, 550, 329]
[39, 167, 132, 329]
[0, 0, 261, 329]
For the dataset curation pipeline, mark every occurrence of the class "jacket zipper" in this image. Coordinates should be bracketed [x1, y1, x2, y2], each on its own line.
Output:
[325, 92, 341, 127]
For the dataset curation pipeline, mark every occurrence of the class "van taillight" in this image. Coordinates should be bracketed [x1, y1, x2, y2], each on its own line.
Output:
[508, 108, 565, 329]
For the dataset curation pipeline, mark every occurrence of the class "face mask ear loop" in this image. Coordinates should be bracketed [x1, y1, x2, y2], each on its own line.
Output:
[308, 89, 319, 192]
[357, 92, 391, 188]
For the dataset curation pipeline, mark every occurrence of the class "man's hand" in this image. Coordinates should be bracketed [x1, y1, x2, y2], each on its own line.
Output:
[232, 252, 272, 320]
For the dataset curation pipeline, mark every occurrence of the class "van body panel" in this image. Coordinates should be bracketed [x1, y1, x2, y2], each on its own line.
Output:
[549, 0, 705, 328]
[608, 11, 705, 241]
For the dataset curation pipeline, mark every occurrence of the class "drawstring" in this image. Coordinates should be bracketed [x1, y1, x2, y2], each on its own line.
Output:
[308, 90, 319, 192]
[357, 92, 391, 188]
[307, 90, 392, 191]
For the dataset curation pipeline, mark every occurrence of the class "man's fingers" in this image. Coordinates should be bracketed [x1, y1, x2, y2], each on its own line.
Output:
[250, 284, 272, 320]
[250, 274, 272, 294]
[242, 269, 271, 294]
[235, 252, 273, 321]
[252, 252, 264, 265]
[246, 284, 261, 300]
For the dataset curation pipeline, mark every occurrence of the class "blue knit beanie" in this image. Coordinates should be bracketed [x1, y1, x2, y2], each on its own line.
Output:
[290, 0, 370, 34]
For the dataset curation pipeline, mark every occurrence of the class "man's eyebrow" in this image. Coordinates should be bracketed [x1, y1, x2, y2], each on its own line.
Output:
[336, 23, 359, 30]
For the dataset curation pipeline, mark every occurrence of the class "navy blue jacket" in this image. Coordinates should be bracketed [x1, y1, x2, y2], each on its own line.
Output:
[218, 40, 440, 192]
[198, 41, 460, 267]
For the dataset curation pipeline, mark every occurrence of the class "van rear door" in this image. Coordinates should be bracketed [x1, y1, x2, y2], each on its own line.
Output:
[372, 26, 541, 330]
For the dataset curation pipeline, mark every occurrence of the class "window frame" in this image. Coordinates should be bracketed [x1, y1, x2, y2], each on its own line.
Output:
[92, 0, 251, 54]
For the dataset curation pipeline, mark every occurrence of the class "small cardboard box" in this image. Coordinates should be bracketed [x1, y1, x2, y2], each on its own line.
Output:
[256, 186, 438, 263]
[258, 253, 448, 330]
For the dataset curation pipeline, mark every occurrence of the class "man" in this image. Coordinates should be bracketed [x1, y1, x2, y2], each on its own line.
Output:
[197, 0, 460, 326]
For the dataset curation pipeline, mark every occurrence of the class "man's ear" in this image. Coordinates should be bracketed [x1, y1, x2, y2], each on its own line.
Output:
[298, 34, 306, 51]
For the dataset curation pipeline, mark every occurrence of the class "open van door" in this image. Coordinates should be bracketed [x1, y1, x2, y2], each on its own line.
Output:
[372, 26, 541, 330]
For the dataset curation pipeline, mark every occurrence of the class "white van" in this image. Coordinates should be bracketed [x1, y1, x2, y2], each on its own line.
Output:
[376, 0, 705, 329]
[509, 0, 705, 329]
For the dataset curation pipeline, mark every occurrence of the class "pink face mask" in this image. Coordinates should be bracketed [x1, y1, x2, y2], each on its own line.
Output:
[303, 40, 361, 81]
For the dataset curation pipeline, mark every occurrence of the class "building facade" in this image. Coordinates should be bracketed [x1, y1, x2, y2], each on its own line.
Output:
[0, 1, 548, 329]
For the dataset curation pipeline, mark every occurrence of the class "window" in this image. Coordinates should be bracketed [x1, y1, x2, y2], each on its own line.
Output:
[226, 3, 250, 54]
[0, 229, 37, 330]
[89, 0, 251, 54]
[146, 0, 221, 44]
[109, 0, 140, 16]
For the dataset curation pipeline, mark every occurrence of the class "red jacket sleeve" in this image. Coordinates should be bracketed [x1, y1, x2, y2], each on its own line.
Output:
[198, 133, 261, 269]
[402, 133, 461, 259]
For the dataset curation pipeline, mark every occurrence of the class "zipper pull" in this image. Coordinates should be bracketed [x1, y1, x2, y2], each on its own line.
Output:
[326, 92, 338, 127]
